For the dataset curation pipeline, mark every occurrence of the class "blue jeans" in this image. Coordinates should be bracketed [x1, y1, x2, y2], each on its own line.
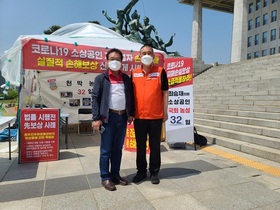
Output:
[99, 112, 127, 181]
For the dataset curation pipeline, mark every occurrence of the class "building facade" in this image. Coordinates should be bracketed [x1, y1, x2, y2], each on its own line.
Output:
[179, 0, 280, 63]
[246, 0, 280, 60]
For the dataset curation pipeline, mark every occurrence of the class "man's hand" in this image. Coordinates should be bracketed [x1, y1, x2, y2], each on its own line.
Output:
[163, 112, 168, 122]
[127, 116, 134, 124]
[93, 120, 102, 132]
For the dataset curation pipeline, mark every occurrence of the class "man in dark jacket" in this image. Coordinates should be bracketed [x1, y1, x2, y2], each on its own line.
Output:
[92, 48, 134, 191]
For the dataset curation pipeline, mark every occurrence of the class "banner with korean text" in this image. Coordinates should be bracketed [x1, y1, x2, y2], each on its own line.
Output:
[22, 39, 164, 73]
[124, 122, 150, 154]
[19, 108, 60, 163]
[165, 57, 193, 143]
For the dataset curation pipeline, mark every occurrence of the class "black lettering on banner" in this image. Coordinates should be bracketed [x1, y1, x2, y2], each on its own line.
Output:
[170, 116, 182, 124]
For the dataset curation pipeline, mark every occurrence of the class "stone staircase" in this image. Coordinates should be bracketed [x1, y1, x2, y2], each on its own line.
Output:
[193, 54, 280, 163]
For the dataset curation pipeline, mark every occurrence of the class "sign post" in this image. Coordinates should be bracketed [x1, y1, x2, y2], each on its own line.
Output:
[19, 108, 60, 163]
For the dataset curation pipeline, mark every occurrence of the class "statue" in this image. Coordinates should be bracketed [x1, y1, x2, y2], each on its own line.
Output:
[102, 10, 125, 35]
[102, 0, 180, 56]
[102, 0, 139, 35]
[125, 9, 143, 43]
[139, 16, 158, 49]
[156, 33, 176, 53]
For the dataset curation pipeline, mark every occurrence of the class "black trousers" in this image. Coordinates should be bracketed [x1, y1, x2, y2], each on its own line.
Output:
[134, 118, 163, 175]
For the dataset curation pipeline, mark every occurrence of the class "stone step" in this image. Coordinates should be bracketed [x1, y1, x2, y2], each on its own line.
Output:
[231, 106, 280, 115]
[194, 112, 280, 129]
[195, 103, 274, 113]
[197, 71, 279, 80]
[195, 95, 280, 103]
[199, 64, 280, 76]
[195, 107, 280, 118]
[197, 130, 280, 163]
[235, 90, 270, 96]
[193, 54, 280, 163]
[194, 96, 280, 107]
[196, 90, 280, 97]
[204, 54, 280, 70]
[194, 79, 280, 90]
[195, 102, 280, 114]
[194, 124, 280, 150]
[195, 108, 238, 116]
[198, 100, 280, 107]
[196, 74, 280, 85]
[195, 118, 280, 139]
[195, 85, 280, 93]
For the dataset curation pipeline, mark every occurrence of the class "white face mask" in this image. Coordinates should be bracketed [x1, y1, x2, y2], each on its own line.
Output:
[141, 55, 153, 66]
[108, 60, 122, 71]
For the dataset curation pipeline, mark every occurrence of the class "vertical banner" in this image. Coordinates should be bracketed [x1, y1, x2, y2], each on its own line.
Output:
[19, 108, 60, 163]
[165, 57, 194, 143]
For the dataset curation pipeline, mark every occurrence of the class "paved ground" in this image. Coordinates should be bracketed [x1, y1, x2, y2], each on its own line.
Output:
[0, 133, 280, 210]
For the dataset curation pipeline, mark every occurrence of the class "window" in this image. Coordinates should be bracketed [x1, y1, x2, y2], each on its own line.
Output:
[255, 16, 260, 28]
[247, 53, 252, 59]
[279, 46, 280, 53]
[272, 0, 277, 3]
[249, 3, 253, 13]
[248, 36, 253, 47]
[256, 0, 261, 10]
[271, 10, 277, 22]
[263, 13, 268, 25]
[270, 48, 276, 55]
[262, 49, 267, 56]
[248, 19, 253, 30]
[254, 51, 259, 58]
[264, 0, 268, 6]
[262, 31, 268, 43]
[271, 29, 276, 41]
[255, 34, 260, 45]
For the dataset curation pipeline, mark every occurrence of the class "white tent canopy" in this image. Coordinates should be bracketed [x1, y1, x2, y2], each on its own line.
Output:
[0, 22, 166, 86]
[0, 23, 166, 123]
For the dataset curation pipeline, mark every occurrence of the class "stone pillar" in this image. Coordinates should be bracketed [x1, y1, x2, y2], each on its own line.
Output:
[191, 0, 202, 61]
[231, 0, 247, 63]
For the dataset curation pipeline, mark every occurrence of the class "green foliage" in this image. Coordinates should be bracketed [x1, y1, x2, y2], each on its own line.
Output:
[43, 25, 62, 34]
[88, 21, 100, 24]
[6, 89, 18, 100]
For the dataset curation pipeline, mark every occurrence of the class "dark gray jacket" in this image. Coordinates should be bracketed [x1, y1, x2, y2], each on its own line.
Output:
[91, 71, 134, 123]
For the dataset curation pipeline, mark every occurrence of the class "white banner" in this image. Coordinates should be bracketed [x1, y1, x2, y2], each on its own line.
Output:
[165, 57, 194, 143]
[21, 70, 98, 124]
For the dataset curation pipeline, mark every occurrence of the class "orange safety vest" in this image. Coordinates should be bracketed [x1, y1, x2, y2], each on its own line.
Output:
[132, 66, 164, 119]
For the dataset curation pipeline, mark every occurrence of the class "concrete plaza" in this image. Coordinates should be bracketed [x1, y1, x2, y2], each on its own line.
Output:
[0, 133, 280, 210]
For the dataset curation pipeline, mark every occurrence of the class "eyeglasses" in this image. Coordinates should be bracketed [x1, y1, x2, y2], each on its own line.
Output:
[108, 58, 122, 62]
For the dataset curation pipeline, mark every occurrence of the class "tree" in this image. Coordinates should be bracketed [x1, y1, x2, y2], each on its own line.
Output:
[43, 25, 62, 34]
[88, 21, 100, 25]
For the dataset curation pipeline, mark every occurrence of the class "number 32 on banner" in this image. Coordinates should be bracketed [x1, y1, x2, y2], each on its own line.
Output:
[169, 114, 184, 125]
[77, 89, 86, 95]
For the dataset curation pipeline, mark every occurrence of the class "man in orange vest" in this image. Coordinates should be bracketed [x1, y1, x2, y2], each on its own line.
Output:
[131, 44, 169, 184]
